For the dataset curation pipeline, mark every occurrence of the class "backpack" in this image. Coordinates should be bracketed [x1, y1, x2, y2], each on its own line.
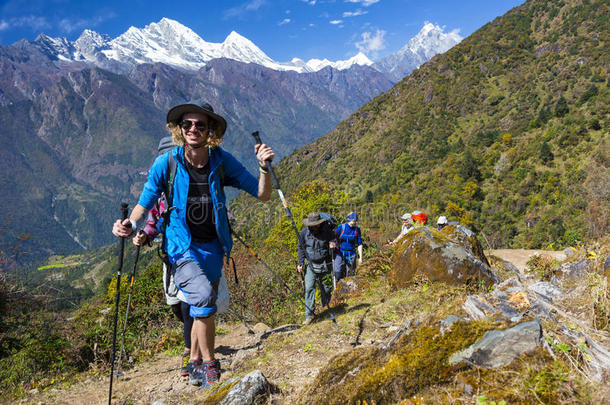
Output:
[302, 213, 336, 271]
[303, 228, 332, 264]
[318, 212, 338, 229]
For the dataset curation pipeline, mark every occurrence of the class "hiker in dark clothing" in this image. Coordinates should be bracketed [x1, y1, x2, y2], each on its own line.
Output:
[333, 212, 363, 282]
[297, 212, 337, 325]
[113, 102, 274, 390]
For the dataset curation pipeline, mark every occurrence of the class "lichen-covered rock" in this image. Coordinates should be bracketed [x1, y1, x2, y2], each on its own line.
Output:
[440, 224, 490, 266]
[449, 320, 543, 368]
[297, 320, 494, 405]
[209, 370, 272, 405]
[390, 226, 497, 288]
[557, 259, 592, 280]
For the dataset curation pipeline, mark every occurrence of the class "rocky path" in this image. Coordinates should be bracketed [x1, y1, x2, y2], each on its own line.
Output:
[18, 249, 572, 404]
[22, 319, 354, 405]
[487, 249, 566, 272]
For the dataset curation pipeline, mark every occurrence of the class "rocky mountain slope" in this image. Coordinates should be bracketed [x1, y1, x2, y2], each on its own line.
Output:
[0, 19, 459, 264]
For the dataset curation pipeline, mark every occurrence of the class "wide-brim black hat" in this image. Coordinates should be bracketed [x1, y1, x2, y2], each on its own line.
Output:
[303, 212, 326, 227]
[166, 102, 227, 136]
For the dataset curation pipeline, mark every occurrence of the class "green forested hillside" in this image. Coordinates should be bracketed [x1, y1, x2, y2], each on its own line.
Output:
[234, 0, 608, 249]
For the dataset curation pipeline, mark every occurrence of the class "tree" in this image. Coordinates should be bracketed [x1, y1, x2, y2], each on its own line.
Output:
[554, 96, 569, 117]
[539, 141, 554, 164]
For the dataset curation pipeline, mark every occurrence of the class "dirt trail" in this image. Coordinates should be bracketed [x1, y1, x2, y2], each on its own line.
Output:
[487, 249, 566, 272]
[22, 319, 353, 405]
[20, 249, 567, 404]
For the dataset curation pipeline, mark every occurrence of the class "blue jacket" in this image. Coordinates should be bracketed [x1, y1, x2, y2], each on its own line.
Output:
[336, 223, 362, 253]
[138, 146, 259, 260]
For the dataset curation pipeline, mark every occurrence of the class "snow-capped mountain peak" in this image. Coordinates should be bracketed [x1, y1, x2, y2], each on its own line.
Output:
[221, 31, 275, 67]
[23, 18, 450, 77]
[375, 22, 462, 81]
[400, 21, 462, 60]
[34, 33, 75, 61]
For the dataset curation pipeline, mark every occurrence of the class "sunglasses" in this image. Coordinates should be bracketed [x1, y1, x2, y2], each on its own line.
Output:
[179, 120, 208, 131]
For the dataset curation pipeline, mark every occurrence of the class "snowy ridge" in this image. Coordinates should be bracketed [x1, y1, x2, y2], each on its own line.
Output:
[29, 18, 457, 77]
[34, 18, 372, 73]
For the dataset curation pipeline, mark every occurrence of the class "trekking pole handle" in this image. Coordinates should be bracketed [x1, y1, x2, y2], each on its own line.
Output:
[117, 203, 129, 269]
[252, 131, 280, 190]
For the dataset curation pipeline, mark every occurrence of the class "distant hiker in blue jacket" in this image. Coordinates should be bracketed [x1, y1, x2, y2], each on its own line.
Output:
[333, 212, 363, 282]
[112, 101, 274, 390]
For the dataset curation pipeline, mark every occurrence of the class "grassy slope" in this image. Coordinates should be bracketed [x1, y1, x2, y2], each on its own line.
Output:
[14, 241, 610, 404]
[232, 0, 609, 250]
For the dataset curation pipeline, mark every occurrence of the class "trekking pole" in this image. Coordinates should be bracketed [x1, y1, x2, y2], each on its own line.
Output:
[109, 203, 129, 405]
[251, 132, 338, 329]
[115, 238, 142, 377]
[231, 229, 316, 319]
[252, 131, 305, 283]
[252, 131, 300, 243]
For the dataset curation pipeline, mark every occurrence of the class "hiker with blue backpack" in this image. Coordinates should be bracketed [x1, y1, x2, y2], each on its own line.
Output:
[333, 212, 363, 282]
[112, 101, 274, 390]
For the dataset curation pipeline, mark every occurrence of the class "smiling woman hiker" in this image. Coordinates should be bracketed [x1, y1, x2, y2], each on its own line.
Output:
[112, 101, 275, 390]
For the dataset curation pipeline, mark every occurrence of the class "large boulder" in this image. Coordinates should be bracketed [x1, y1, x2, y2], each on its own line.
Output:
[441, 224, 490, 266]
[390, 226, 497, 288]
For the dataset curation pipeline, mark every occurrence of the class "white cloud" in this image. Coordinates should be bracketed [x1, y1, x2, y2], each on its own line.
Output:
[330, 20, 344, 25]
[343, 9, 367, 17]
[302, 0, 317, 5]
[355, 28, 386, 55]
[345, 0, 380, 6]
[278, 18, 291, 26]
[223, 0, 267, 19]
[58, 13, 115, 34]
[0, 15, 50, 31]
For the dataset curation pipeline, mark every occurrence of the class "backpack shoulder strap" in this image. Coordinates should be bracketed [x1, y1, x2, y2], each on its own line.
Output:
[166, 149, 177, 207]
[339, 223, 346, 240]
[160, 149, 177, 258]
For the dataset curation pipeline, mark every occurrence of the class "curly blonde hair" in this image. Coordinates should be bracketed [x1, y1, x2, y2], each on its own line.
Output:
[167, 122, 223, 149]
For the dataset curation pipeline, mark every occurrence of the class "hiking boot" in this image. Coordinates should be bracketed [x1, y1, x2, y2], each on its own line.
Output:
[180, 352, 190, 376]
[188, 359, 204, 386]
[200, 359, 221, 390]
[303, 316, 313, 325]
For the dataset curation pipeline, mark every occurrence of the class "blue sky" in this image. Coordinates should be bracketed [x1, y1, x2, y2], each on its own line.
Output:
[0, 0, 525, 62]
